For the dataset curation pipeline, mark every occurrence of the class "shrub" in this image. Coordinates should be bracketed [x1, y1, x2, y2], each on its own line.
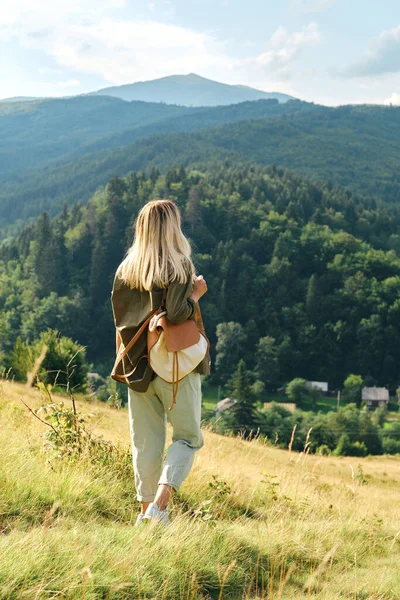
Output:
[333, 433, 367, 457]
[33, 329, 88, 393]
[382, 437, 400, 454]
[6, 337, 35, 382]
[316, 444, 331, 456]
[286, 378, 307, 403]
[342, 374, 363, 408]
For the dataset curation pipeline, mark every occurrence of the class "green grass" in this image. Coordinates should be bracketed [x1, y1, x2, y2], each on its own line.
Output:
[202, 384, 399, 418]
[1, 380, 400, 599]
[201, 382, 225, 419]
[202, 385, 341, 417]
[297, 395, 339, 413]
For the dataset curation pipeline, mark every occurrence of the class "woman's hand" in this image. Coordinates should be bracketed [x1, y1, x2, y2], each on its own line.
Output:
[190, 275, 208, 303]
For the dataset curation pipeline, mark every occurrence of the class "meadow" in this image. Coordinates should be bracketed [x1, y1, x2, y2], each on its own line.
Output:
[1, 378, 400, 599]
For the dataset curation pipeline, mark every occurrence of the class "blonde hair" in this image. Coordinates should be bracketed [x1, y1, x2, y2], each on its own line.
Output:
[118, 199, 196, 291]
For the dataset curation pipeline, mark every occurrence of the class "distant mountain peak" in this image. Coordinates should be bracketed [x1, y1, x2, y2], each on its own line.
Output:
[186, 73, 205, 79]
[88, 73, 294, 107]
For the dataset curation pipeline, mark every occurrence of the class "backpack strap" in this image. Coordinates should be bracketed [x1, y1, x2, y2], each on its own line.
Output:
[112, 287, 167, 368]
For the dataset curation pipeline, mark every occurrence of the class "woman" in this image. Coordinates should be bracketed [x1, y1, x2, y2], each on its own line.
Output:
[110, 199, 210, 527]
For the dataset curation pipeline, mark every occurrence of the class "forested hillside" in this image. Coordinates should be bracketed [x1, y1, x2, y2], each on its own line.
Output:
[0, 96, 311, 231]
[0, 95, 308, 182]
[2, 99, 400, 234]
[2, 164, 400, 394]
[0, 95, 186, 177]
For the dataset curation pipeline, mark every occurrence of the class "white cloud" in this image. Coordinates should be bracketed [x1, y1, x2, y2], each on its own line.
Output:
[50, 19, 230, 84]
[342, 25, 400, 78]
[49, 20, 321, 86]
[0, 1, 322, 95]
[0, 1, 126, 42]
[38, 67, 63, 75]
[242, 23, 321, 79]
[384, 92, 400, 105]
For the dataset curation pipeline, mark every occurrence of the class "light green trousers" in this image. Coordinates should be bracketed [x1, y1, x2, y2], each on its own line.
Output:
[127, 371, 204, 502]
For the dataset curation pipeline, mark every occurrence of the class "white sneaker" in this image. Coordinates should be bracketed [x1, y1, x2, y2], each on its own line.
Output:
[135, 513, 145, 527]
[142, 501, 171, 526]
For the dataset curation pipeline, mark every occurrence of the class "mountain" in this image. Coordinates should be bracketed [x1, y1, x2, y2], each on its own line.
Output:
[0, 96, 313, 230]
[87, 73, 294, 106]
[0, 95, 190, 178]
[0, 96, 313, 181]
[0, 95, 309, 183]
[2, 96, 400, 234]
[0, 96, 38, 103]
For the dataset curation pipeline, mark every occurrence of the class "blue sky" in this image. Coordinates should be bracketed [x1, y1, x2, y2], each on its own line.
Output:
[1, 0, 400, 105]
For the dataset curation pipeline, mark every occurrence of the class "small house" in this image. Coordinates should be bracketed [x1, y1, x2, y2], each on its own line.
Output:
[214, 397, 237, 418]
[362, 387, 389, 410]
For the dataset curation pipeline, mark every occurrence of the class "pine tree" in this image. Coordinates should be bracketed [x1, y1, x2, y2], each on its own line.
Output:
[56, 201, 69, 235]
[35, 212, 52, 268]
[185, 187, 202, 234]
[34, 212, 56, 297]
[69, 223, 93, 290]
[222, 359, 259, 436]
[104, 176, 128, 276]
[50, 204, 69, 295]
[89, 224, 108, 307]
[306, 273, 322, 324]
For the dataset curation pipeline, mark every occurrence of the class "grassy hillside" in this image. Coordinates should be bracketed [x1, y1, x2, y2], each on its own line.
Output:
[1, 378, 400, 599]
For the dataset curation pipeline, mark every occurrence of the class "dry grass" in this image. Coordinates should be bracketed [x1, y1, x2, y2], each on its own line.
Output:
[1, 379, 400, 599]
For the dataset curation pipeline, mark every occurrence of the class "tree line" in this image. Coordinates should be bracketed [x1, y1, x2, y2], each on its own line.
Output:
[2, 163, 400, 408]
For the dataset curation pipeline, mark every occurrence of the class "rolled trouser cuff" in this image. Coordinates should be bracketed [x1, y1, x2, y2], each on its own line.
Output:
[136, 494, 156, 502]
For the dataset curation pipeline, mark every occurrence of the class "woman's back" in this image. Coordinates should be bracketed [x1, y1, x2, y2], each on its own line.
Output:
[110, 200, 210, 382]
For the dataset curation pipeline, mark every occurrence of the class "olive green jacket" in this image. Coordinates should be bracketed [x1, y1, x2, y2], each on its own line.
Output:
[110, 266, 211, 383]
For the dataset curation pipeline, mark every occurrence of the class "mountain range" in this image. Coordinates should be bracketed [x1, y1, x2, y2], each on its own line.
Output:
[0, 73, 293, 107]
[0, 74, 400, 236]
[87, 73, 294, 106]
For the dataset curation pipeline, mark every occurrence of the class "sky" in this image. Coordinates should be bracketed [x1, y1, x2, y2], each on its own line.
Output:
[1, 0, 400, 106]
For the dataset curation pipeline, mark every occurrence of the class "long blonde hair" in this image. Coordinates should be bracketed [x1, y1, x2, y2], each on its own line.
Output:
[118, 199, 196, 291]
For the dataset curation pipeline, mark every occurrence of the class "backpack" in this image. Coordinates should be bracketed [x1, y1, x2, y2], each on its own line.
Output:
[147, 306, 209, 410]
[111, 288, 210, 407]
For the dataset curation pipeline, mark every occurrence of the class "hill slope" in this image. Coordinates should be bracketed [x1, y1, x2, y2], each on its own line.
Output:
[0, 95, 308, 182]
[4, 163, 400, 393]
[88, 72, 294, 106]
[194, 104, 400, 200]
[0, 96, 39, 103]
[2, 100, 400, 232]
[0, 97, 313, 229]
[1, 379, 399, 598]
[0, 95, 190, 178]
